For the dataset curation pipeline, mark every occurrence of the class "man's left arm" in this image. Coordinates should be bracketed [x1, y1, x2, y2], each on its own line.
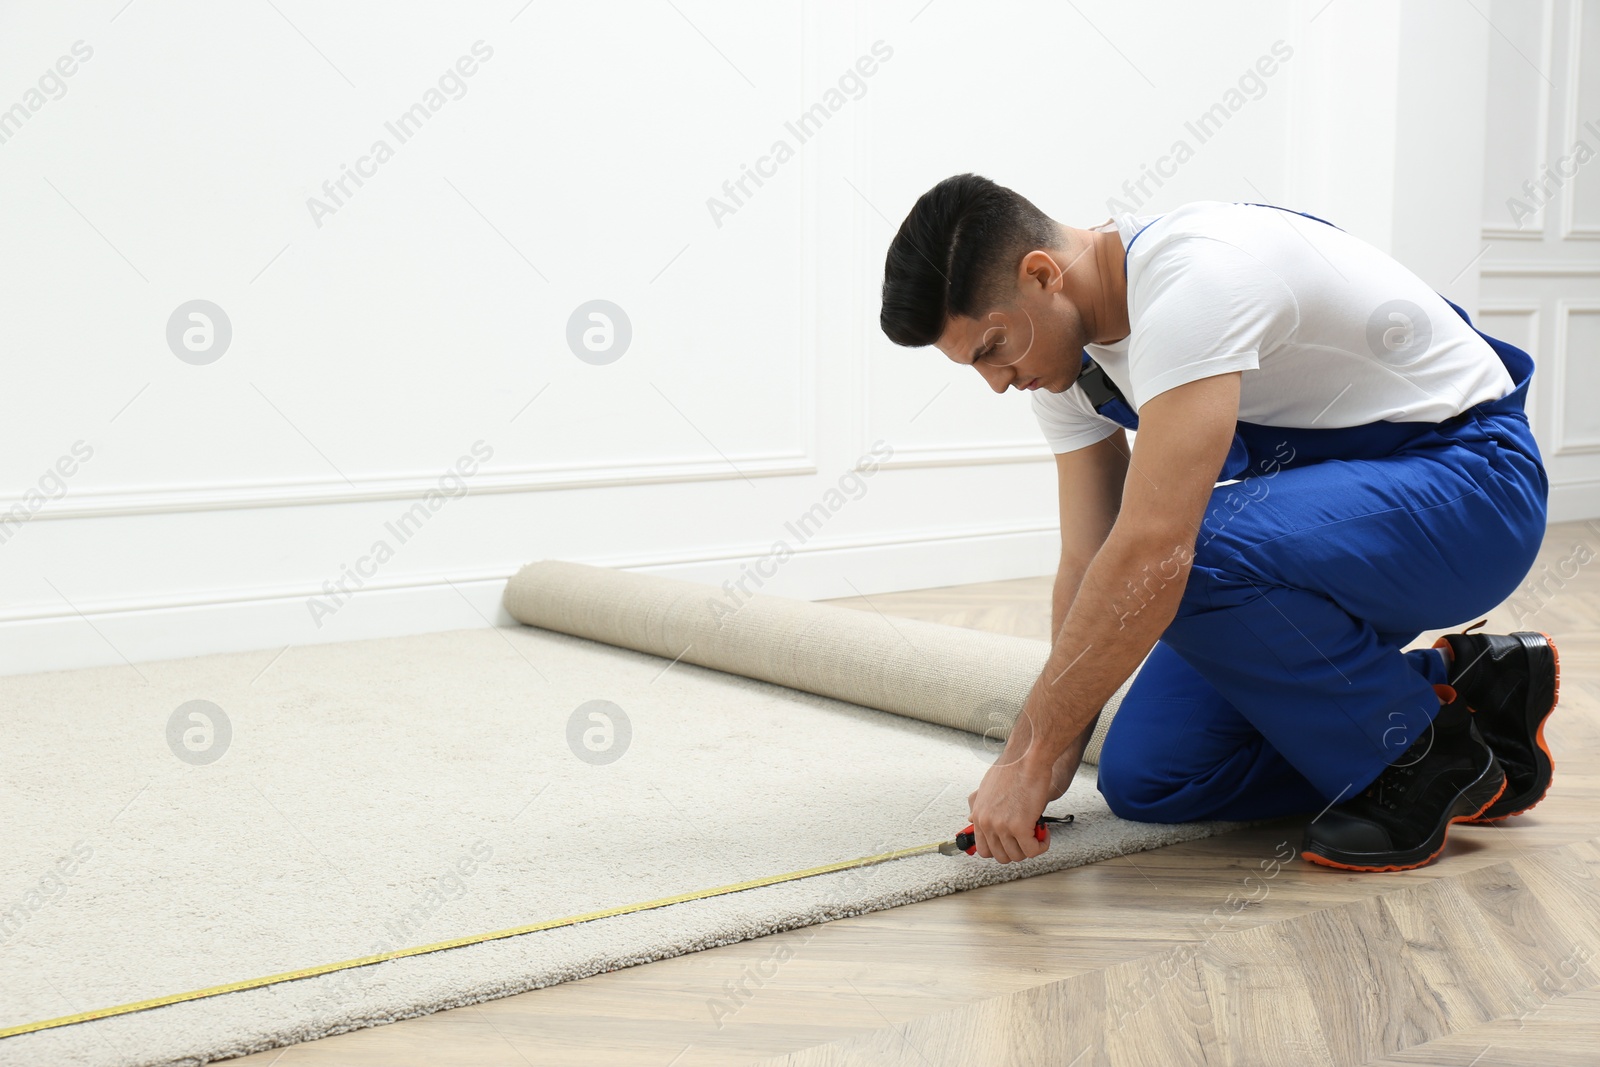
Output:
[966, 370, 1244, 863]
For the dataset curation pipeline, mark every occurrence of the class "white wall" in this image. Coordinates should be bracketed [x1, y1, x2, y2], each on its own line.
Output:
[1282, 0, 1503, 305]
[0, 1, 1521, 675]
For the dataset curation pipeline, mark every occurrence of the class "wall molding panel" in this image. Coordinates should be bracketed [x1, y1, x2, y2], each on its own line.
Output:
[1552, 301, 1600, 457]
[1481, 0, 1555, 238]
[0, 452, 820, 522]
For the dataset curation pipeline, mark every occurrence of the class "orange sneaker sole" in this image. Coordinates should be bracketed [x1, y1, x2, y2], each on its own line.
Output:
[1300, 774, 1508, 873]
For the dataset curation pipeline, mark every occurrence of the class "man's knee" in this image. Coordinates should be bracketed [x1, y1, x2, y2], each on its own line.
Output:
[1096, 746, 1197, 823]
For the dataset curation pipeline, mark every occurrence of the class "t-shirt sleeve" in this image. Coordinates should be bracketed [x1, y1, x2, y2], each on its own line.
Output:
[1126, 236, 1299, 407]
[1030, 380, 1122, 454]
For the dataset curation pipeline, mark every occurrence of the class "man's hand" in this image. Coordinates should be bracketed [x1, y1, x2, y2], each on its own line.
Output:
[966, 754, 1055, 864]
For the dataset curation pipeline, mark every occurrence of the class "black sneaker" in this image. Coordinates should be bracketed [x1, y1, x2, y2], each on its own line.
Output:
[1433, 622, 1560, 822]
[1301, 684, 1506, 872]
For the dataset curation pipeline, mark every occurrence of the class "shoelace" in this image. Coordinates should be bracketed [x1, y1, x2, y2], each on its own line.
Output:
[1363, 758, 1423, 812]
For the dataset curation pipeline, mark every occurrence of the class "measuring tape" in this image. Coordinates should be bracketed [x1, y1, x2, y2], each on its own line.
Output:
[0, 835, 963, 1039]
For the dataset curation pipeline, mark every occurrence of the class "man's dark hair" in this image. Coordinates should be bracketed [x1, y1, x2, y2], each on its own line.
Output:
[879, 172, 1060, 348]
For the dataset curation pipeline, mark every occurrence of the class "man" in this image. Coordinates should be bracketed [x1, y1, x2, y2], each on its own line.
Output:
[879, 172, 1559, 872]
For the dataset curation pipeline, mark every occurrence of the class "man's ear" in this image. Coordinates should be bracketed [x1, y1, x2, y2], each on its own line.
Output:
[1020, 248, 1064, 293]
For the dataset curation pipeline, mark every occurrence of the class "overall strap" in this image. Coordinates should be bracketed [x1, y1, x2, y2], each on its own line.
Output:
[1072, 212, 1167, 425]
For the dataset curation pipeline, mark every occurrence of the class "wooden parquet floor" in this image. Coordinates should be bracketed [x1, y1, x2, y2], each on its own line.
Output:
[229, 518, 1600, 1066]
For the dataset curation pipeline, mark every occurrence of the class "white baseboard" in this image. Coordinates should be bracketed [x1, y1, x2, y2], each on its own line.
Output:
[0, 570, 516, 680]
[1549, 478, 1600, 524]
[0, 527, 1063, 677]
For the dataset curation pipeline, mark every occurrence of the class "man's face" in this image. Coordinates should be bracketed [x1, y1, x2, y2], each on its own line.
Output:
[935, 287, 1087, 395]
[934, 251, 1094, 396]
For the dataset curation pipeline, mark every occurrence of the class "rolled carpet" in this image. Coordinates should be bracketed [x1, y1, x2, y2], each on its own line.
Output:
[500, 560, 1142, 765]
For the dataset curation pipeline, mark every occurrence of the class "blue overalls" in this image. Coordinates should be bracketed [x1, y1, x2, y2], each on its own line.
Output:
[1087, 206, 1550, 823]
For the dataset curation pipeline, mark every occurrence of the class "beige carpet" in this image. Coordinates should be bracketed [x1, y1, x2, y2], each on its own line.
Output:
[0, 565, 1246, 1066]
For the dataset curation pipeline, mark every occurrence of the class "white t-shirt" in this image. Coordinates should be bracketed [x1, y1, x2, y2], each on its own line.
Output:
[1031, 200, 1516, 454]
